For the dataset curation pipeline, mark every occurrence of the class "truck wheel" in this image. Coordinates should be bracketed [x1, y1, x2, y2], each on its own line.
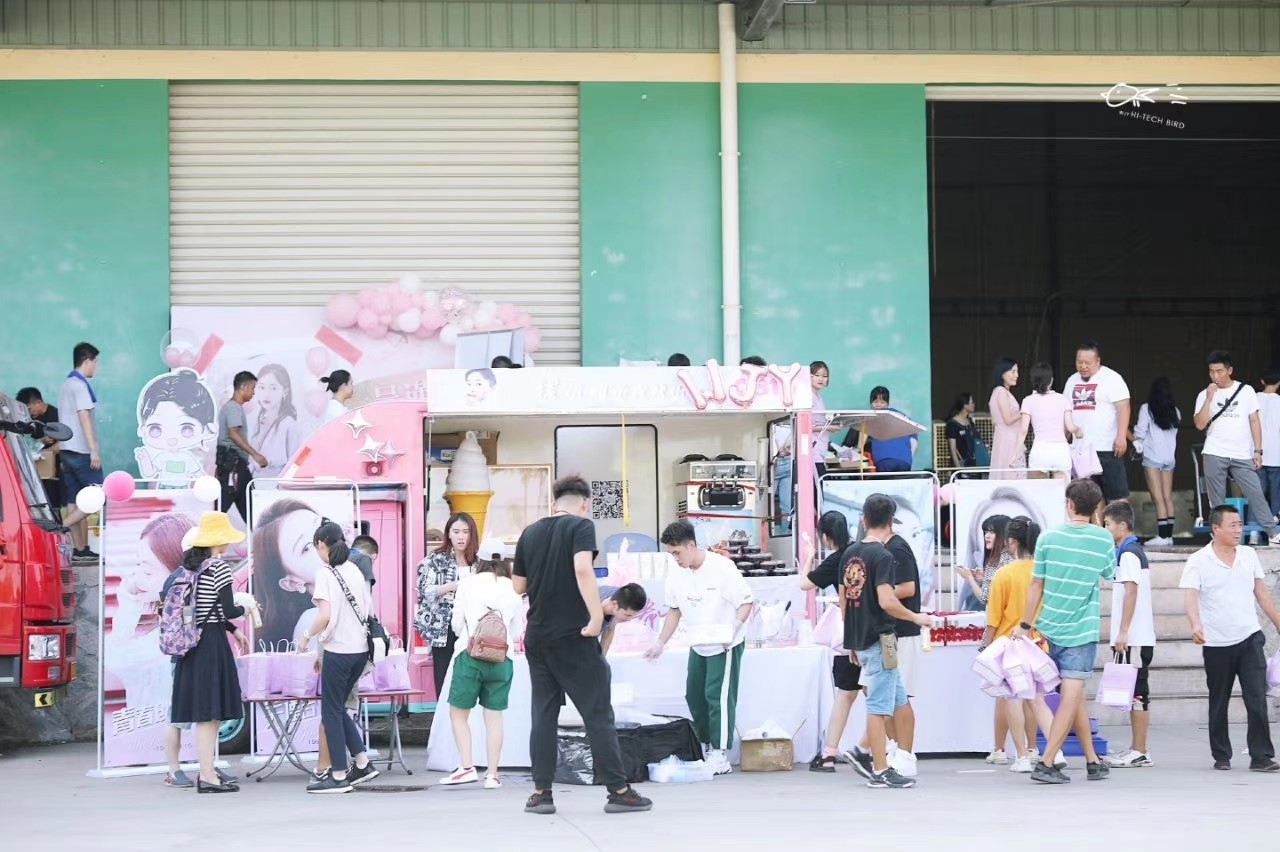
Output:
[218, 703, 251, 754]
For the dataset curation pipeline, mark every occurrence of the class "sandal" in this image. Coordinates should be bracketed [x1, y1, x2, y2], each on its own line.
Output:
[809, 754, 837, 773]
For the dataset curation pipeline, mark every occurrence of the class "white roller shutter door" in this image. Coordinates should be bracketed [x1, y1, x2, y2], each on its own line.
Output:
[169, 83, 581, 365]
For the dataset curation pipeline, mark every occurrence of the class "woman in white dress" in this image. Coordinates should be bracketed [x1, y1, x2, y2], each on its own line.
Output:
[320, 370, 354, 423]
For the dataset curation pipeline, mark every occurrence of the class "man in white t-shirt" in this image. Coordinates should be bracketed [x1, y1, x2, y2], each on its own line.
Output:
[647, 520, 754, 775]
[1258, 370, 1280, 523]
[1062, 340, 1132, 502]
[1102, 501, 1156, 768]
[1179, 504, 1280, 771]
[1192, 351, 1279, 544]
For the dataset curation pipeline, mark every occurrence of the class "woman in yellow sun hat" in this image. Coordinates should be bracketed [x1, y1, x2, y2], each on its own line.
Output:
[169, 511, 249, 793]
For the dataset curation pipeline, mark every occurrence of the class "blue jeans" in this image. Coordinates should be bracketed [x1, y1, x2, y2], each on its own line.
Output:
[1261, 466, 1280, 518]
[773, 455, 793, 533]
[1047, 640, 1097, 681]
[858, 641, 907, 717]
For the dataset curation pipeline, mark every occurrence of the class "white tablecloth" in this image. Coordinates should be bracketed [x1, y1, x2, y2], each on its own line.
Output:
[826, 643, 995, 754]
[426, 645, 831, 771]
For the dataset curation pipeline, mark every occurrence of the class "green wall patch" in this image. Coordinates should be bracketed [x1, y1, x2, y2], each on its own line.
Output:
[0, 80, 170, 478]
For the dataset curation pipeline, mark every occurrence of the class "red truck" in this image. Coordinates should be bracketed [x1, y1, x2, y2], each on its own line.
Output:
[0, 392, 76, 701]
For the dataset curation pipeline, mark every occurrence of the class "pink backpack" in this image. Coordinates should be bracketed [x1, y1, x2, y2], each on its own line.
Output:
[467, 609, 509, 664]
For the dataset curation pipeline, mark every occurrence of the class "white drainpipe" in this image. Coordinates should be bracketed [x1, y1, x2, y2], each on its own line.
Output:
[718, 1, 742, 366]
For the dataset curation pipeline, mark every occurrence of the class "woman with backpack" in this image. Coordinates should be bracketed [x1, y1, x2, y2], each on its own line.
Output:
[297, 521, 379, 794]
[168, 511, 249, 794]
[439, 557, 522, 788]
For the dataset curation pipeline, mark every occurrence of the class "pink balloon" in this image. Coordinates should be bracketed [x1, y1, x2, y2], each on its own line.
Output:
[419, 307, 447, 332]
[305, 389, 328, 417]
[305, 346, 330, 377]
[103, 470, 136, 503]
[326, 294, 361, 328]
[411, 292, 424, 308]
[523, 326, 542, 353]
[414, 323, 435, 340]
[358, 289, 376, 307]
[497, 302, 520, 326]
[163, 346, 182, 369]
[392, 293, 412, 313]
[372, 293, 392, 315]
[515, 311, 532, 328]
[938, 483, 956, 506]
[357, 309, 380, 333]
[178, 352, 198, 368]
[366, 322, 390, 340]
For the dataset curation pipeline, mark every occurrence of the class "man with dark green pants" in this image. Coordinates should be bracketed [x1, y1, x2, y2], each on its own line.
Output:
[647, 520, 754, 775]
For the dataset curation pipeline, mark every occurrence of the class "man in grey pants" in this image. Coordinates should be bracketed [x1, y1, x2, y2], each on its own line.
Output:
[1194, 351, 1280, 545]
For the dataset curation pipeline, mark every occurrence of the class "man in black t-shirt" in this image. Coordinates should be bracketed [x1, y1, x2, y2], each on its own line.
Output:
[513, 476, 653, 816]
[838, 494, 931, 789]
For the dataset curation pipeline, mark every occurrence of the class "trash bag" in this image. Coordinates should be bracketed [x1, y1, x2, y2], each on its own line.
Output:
[553, 717, 702, 786]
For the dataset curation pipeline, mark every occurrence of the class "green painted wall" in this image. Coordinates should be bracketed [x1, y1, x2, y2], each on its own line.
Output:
[0, 80, 170, 478]
[581, 82, 932, 465]
[580, 83, 724, 366]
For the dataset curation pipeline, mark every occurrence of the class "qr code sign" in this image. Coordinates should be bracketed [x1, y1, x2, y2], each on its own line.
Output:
[591, 480, 625, 520]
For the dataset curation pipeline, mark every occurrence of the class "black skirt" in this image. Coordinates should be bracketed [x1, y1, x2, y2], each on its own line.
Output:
[170, 623, 244, 724]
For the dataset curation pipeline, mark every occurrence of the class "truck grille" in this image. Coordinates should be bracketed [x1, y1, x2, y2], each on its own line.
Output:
[61, 568, 74, 587]
[62, 593, 73, 610]
[66, 634, 75, 656]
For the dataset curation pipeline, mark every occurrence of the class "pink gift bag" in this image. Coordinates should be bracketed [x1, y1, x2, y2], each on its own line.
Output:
[980, 679, 1014, 699]
[1268, 652, 1280, 698]
[236, 653, 272, 700]
[1070, 441, 1102, 478]
[259, 640, 292, 695]
[282, 652, 320, 698]
[811, 605, 846, 653]
[374, 649, 411, 692]
[357, 666, 377, 695]
[1000, 642, 1037, 700]
[1097, 661, 1138, 708]
[972, 637, 1010, 687]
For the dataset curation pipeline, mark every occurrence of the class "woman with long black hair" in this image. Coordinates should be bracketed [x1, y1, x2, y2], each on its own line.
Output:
[1134, 377, 1181, 545]
[988, 356, 1027, 479]
[800, 511, 861, 772]
[298, 521, 379, 794]
[944, 391, 979, 469]
[415, 512, 479, 696]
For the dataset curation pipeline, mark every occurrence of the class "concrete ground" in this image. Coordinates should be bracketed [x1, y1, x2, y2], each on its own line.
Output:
[3, 724, 1275, 849]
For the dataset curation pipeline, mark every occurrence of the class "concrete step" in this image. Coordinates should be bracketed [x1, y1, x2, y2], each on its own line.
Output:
[1092, 695, 1277, 726]
[1099, 614, 1194, 643]
[1100, 586, 1187, 616]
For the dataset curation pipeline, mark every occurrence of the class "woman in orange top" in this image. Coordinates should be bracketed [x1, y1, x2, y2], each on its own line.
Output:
[981, 517, 1062, 773]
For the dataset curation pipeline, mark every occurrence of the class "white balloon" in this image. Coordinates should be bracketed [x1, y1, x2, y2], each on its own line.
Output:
[439, 324, 459, 347]
[192, 475, 221, 504]
[456, 315, 476, 333]
[75, 485, 106, 515]
[475, 300, 499, 325]
[398, 273, 422, 294]
[420, 290, 440, 308]
[397, 308, 422, 334]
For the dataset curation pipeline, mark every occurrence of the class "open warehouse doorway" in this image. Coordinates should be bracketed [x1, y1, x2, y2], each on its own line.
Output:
[927, 89, 1280, 533]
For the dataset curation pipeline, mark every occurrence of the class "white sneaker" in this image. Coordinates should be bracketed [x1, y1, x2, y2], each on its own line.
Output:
[1147, 536, 1172, 547]
[483, 774, 503, 789]
[441, 766, 478, 786]
[1269, 533, 1280, 547]
[708, 749, 733, 776]
[1027, 749, 1040, 761]
[985, 749, 1010, 765]
[887, 739, 899, 758]
[1054, 751, 1068, 770]
[1105, 750, 1154, 768]
[890, 750, 918, 778]
[1010, 756, 1034, 773]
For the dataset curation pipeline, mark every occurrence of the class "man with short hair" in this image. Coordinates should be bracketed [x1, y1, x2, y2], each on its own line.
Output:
[1015, 479, 1115, 784]
[1102, 500, 1156, 768]
[1063, 340, 1132, 502]
[215, 371, 268, 522]
[16, 387, 62, 517]
[598, 583, 647, 654]
[57, 342, 103, 562]
[513, 476, 652, 816]
[648, 522, 754, 775]
[350, 534, 379, 588]
[1193, 351, 1280, 544]
[1180, 504, 1280, 772]
[838, 494, 932, 789]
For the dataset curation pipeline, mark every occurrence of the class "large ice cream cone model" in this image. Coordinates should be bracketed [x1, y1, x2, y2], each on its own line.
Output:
[444, 431, 494, 538]
[444, 491, 494, 538]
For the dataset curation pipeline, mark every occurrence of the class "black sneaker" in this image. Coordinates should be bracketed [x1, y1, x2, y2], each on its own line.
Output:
[73, 548, 99, 563]
[1249, 760, 1280, 773]
[307, 773, 352, 794]
[1086, 761, 1110, 781]
[605, 785, 653, 813]
[841, 747, 876, 781]
[866, 768, 916, 789]
[809, 754, 837, 773]
[525, 791, 556, 815]
[346, 762, 381, 787]
[1030, 762, 1071, 784]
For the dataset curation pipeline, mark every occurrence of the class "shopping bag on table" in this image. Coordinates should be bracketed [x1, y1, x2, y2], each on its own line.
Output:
[235, 652, 272, 700]
[261, 640, 292, 695]
[357, 665, 377, 694]
[282, 651, 320, 698]
[374, 647, 411, 692]
[1070, 441, 1102, 478]
[811, 604, 846, 653]
[1268, 652, 1280, 698]
[1097, 660, 1139, 709]
[971, 637, 1010, 687]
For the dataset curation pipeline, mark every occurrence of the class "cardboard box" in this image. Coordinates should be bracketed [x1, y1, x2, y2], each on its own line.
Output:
[427, 430, 499, 465]
[739, 737, 795, 772]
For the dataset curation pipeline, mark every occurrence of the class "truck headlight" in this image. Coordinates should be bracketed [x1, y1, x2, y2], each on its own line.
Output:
[28, 635, 61, 662]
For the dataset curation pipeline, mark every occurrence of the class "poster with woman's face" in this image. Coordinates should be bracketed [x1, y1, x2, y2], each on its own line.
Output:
[101, 488, 207, 768]
[820, 477, 938, 608]
[952, 479, 1067, 572]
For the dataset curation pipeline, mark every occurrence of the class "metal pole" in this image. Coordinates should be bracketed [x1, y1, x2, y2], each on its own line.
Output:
[718, 1, 742, 366]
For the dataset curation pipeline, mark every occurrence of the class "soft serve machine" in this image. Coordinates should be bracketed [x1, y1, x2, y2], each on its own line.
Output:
[674, 457, 764, 550]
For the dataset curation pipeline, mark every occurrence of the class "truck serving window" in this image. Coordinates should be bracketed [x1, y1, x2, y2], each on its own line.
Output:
[0, 394, 58, 524]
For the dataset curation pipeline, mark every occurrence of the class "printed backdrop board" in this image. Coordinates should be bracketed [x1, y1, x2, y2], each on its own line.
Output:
[953, 479, 1067, 574]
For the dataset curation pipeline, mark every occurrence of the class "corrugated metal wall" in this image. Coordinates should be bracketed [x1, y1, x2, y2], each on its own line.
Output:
[2, 0, 1278, 55]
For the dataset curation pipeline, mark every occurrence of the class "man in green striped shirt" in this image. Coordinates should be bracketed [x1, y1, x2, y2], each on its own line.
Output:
[1014, 479, 1115, 785]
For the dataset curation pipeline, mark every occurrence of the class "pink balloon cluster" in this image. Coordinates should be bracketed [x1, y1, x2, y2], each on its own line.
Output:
[324, 276, 542, 353]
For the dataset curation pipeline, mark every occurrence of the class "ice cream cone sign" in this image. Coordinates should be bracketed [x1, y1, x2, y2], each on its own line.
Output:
[444, 431, 494, 538]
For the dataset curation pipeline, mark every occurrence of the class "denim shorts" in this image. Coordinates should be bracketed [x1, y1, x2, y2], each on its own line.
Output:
[1047, 640, 1097, 681]
[60, 450, 103, 504]
[1141, 458, 1175, 472]
[858, 640, 908, 716]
